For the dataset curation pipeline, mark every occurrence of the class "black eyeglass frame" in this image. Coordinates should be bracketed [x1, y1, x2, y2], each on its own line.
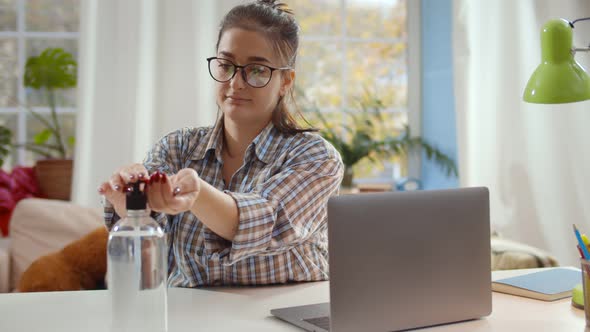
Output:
[206, 57, 292, 88]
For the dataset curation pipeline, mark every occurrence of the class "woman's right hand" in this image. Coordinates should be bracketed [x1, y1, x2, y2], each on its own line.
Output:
[98, 163, 149, 218]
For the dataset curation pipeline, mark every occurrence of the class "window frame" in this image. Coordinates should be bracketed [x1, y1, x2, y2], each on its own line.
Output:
[0, 0, 79, 166]
[407, 0, 421, 179]
[293, 0, 422, 180]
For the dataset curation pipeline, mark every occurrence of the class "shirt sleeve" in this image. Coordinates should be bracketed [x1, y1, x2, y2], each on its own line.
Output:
[225, 138, 344, 264]
[103, 128, 194, 230]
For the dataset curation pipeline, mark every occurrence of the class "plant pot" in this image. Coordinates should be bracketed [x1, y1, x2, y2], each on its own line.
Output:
[34, 159, 73, 201]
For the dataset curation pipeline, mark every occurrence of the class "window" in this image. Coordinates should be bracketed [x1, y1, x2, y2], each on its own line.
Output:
[0, 0, 79, 168]
[290, 0, 411, 181]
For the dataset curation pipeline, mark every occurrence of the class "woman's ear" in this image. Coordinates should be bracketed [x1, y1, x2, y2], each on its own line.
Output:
[280, 69, 295, 97]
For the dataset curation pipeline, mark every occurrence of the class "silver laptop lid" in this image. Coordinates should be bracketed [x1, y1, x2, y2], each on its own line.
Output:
[327, 187, 492, 332]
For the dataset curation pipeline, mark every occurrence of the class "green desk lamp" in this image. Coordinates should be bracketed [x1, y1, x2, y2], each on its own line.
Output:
[523, 17, 590, 310]
[523, 18, 590, 103]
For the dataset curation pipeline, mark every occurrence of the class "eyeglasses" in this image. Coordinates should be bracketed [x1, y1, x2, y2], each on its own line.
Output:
[206, 57, 291, 88]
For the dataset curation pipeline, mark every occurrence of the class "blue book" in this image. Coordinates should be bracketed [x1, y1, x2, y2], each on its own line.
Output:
[492, 268, 581, 301]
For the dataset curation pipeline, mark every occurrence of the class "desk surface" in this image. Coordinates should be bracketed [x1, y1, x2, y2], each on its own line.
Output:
[0, 268, 585, 332]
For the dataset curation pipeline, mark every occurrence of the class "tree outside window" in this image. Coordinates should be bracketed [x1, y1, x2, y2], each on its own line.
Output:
[290, 0, 409, 181]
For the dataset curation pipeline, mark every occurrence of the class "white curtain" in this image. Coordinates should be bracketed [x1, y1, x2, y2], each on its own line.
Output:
[72, 0, 247, 208]
[453, 0, 590, 266]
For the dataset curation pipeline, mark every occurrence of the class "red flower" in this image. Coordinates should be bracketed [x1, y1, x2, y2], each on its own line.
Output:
[10, 167, 41, 202]
[0, 167, 42, 236]
[0, 186, 15, 212]
[0, 169, 11, 190]
[0, 170, 15, 212]
[0, 212, 11, 238]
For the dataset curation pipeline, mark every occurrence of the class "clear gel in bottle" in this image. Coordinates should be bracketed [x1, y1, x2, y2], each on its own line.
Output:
[108, 181, 168, 332]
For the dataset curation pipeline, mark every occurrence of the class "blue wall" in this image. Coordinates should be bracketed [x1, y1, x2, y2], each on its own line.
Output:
[420, 0, 459, 189]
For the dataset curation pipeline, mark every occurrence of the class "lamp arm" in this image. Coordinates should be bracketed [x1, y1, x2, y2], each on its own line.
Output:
[573, 47, 590, 54]
[569, 17, 590, 28]
[568, 17, 590, 55]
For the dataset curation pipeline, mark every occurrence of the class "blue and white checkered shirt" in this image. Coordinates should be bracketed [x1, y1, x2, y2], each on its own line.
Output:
[104, 120, 343, 286]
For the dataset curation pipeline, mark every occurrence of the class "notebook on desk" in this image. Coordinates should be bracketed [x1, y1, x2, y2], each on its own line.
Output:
[271, 187, 492, 332]
[492, 268, 581, 301]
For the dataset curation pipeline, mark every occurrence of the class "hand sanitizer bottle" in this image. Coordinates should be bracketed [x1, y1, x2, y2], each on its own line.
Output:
[108, 181, 168, 332]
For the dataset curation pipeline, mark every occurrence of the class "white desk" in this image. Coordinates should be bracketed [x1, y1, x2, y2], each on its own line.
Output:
[0, 268, 585, 332]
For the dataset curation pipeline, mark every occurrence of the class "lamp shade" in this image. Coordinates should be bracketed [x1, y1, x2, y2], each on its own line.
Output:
[523, 19, 590, 104]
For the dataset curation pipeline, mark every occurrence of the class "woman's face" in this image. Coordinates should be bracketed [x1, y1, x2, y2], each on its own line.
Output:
[214, 28, 294, 127]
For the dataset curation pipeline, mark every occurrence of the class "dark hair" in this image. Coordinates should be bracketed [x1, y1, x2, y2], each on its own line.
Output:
[216, 0, 315, 135]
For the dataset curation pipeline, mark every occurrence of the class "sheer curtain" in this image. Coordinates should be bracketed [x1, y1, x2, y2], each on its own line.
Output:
[72, 0, 238, 208]
[453, 0, 590, 266]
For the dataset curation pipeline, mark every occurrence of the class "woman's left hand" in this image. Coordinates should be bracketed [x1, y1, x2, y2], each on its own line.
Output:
[146, 168, 201, 215]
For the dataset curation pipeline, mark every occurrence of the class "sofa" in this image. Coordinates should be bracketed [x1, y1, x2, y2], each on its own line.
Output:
[0, 198, 558, 293]
[1, 198, 103, 292]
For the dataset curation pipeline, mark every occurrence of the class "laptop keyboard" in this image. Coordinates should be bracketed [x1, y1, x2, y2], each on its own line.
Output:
[303, 316, 330, 331]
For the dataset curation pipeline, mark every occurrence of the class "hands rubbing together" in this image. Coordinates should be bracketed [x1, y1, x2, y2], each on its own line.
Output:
[97, 163, 201, 218]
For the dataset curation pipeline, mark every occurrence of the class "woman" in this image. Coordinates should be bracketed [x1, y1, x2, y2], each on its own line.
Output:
[98, 0, 343, 287]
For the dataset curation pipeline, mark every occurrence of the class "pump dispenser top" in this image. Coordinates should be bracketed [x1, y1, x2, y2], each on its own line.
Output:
[126, 181, 147, 210]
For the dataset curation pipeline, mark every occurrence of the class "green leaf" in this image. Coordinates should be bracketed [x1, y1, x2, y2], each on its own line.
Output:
[20, 47, 76, 159]
[67, 136, 75, 146]
[22, 143, 55, 159]
[0, 126, 11, 145]
[297, 86, 459, 180]
[34, 129, 53, 145]
[24, 47, 77, 90]
[0, 125, 10, 168]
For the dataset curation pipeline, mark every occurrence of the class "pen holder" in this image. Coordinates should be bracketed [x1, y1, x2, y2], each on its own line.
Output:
[581, 259, 590, 326]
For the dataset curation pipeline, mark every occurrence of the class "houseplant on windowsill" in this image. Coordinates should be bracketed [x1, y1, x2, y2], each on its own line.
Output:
[305, 95, 458, 188]
[19, 47, 77, 200]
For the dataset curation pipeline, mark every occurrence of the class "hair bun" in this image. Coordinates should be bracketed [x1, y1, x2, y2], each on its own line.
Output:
[257, 0, 294, 16]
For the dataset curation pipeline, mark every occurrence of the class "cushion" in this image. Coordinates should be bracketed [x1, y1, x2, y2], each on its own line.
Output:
[9, 198, 103, 291]
[0, 239, 10, 292]
[491, 235, 559, 270]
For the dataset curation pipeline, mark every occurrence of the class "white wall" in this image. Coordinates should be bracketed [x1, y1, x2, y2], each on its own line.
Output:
[453, 0, 590, 266]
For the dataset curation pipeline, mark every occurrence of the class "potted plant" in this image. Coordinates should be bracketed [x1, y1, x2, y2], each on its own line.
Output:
[19, 47, 77, 200]
[304, 94, 458, 188]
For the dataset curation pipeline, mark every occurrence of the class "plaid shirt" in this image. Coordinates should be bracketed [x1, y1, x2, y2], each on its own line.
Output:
[104, 120, 343, 287]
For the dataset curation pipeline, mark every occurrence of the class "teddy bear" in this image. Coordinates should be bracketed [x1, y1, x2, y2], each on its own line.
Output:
[18, 226, 109, 292]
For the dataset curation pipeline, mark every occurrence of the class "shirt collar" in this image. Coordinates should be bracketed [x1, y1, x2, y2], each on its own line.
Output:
[251, 121, 282, 164]
[191, 119, 224, 162]
[190, 118, 284, 164]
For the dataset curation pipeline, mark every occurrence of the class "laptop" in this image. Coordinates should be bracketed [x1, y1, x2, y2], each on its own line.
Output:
[271, 187, 492, 332]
